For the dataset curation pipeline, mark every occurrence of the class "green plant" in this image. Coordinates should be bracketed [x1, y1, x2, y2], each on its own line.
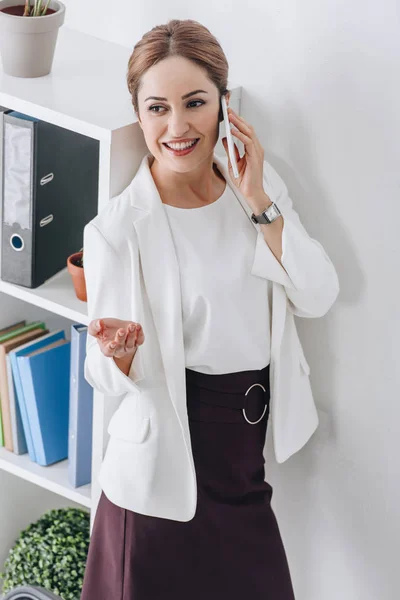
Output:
[23, 0, 52, 17]
[0, 507, 90, 600]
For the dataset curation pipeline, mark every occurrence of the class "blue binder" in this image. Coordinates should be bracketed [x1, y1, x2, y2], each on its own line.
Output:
[68, 323, 93, 488]
[6, 353, 28, 456]
[10, 329, 65, 463]
[17, 336, 71, 466]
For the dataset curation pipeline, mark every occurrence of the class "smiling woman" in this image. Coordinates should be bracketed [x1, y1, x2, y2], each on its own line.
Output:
[124, 21, 231, 207]
[80, 18, 299, 600]
[133, 53, 230, 208]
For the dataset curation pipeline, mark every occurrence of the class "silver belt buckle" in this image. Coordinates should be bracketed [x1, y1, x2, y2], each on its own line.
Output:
[243, 382, 267, 424]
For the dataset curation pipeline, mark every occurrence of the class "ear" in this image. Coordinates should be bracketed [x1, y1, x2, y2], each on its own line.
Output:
[225, 91, 231, 107]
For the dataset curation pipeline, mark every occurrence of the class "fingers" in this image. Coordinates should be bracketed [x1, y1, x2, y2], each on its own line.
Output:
[91, 319, 143, 358]
[99, 326, 127, 358]
[103, 341, 117, 358]
[125, 323, 139, 352]
[227, 108, 264, 157]
[105, 323, 140, 358]
[230, 126, 256, 158]
[88, 318, 102, 337]
[111, 327, 130, 358]
[228, 108, 252, 136]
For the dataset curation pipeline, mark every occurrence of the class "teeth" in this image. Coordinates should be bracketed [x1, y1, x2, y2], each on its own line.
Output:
[166, 140, 197, 150]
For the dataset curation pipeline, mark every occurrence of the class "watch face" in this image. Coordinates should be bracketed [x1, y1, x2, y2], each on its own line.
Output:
[266, 205, 275, 218]
[272, 204, 281, 215]
[267, 204, 280, 220]
[252, 203, 280, 224]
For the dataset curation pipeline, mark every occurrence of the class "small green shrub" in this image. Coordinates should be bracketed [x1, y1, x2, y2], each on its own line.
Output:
[0, 507, 90, 600]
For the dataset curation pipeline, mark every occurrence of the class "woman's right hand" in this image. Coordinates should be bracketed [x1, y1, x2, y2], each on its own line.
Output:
[88, 318, 145, 359]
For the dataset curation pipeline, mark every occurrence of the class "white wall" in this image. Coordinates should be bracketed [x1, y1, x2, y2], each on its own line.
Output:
[0, 470, 88, 590]
[62, 1, 400, 598]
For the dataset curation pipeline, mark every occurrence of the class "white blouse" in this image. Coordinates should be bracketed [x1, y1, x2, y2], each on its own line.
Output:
[163, 182, 271, 375]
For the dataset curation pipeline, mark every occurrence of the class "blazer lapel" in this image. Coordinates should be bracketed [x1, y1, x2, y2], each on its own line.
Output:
[128, 152, 266, 418]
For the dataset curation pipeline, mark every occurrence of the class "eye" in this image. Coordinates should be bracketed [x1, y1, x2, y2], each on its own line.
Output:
[148, 100, 205, 113]
[187, 100, 205, 108]
[148, 105, 165, 114]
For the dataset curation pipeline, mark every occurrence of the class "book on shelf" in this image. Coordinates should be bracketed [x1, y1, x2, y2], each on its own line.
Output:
[0, 319, 26, 447]
[68, 323, 93, 488]
[17, 336, 71, 466]
[7, 351, 30, 456]
[0, 321, 48, 452]
[9, 328, 66, 461]
[0, 317, 94, 488]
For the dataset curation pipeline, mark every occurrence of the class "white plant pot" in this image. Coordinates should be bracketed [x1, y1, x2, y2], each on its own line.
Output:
[0, 0, 65, 78]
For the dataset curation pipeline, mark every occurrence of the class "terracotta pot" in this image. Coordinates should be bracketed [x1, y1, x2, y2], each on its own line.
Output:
[0, 0, 66, 78]
[67, 251, 86, 302]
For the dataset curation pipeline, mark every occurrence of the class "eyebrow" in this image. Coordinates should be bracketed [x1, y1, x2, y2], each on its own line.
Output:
[144, 89, 209, 103]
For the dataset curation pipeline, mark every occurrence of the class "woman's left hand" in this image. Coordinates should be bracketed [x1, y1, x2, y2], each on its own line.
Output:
[221, 108, 266, 202]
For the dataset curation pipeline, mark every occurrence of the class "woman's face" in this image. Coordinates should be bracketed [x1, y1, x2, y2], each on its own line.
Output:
[136, 55, 229, 174]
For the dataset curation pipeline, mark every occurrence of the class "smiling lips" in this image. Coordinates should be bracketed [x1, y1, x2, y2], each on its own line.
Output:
[163, 139, 200, 156]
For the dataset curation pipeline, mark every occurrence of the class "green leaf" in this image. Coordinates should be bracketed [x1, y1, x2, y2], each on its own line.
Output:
[1, 507, 90, 598]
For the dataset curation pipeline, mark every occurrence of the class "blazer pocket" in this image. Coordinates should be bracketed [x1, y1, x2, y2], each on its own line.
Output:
[107, 397, 151, 443]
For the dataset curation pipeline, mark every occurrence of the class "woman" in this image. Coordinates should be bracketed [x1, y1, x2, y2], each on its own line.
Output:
[80, 19, 339, 600]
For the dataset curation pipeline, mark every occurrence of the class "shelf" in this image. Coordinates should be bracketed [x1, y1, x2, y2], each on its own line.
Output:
[0, 268, 89, 325]
[0, 446, 91, 508]
[0, 26, 138, 141]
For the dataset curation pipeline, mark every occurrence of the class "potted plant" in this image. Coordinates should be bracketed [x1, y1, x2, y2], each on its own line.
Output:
[67, 247, 87, 302]
[0, 0, 66, 78]
[0, 507, 90, 600]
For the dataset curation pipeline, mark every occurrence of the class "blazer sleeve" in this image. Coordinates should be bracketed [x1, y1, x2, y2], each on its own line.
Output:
[83, 221, 145, 397]
[250, 160, 340, 318]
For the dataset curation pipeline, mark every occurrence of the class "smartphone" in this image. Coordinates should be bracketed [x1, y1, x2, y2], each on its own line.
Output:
[221, 95, 239, 179]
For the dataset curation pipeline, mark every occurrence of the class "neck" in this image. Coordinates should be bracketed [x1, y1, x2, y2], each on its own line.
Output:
[149, 154, 224, 203]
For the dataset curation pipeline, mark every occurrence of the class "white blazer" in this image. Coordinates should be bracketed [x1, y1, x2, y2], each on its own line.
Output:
[83, 151, 339, 521]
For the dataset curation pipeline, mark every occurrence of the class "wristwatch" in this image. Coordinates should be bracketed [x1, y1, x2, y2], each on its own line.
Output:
[251, 202, 282, 224]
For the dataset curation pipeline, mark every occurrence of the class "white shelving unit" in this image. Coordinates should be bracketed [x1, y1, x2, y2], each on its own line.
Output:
[0, 446, 91, 508]
[0, 23, 242, 575]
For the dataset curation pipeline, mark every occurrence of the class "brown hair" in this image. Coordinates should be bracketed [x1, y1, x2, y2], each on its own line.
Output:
[126, 19, 229, 121]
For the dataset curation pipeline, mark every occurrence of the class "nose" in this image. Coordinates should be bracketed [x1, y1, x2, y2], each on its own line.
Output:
[167, 111, 190, 138]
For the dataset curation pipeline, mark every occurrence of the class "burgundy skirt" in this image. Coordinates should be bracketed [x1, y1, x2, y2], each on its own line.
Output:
[80, 364, 296, 599]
